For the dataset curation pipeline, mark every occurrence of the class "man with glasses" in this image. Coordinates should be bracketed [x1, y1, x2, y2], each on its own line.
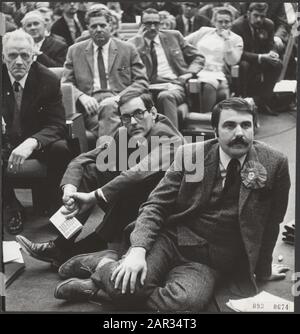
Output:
[2, 29, 71, 234]
[176, 2, 211, 37]
[129, 8, 205, 129]
[16, 91, 184, 268]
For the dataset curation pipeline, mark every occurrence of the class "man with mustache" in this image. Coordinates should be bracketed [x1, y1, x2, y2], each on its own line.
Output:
[54, 97, 290, 312]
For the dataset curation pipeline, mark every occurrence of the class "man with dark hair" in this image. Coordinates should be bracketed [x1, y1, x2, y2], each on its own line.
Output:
[175, 2, 211, 37]
[54, 97, 290, 312]
[231, 2, 282, 115]
[16, 92, 184, 267]
[61, 7, 149, 142]
[22, 10, 68, 67]
[129, 8, 205, 128]
[50, 2, 86, 46]
[2, 30, 71, 234]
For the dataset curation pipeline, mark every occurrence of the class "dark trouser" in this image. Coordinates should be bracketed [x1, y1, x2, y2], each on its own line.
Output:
[3, 139, 72, 211]
[239, 60, 282, 106]
[90, 233, 237, 312]
[157, 85, 186, 129]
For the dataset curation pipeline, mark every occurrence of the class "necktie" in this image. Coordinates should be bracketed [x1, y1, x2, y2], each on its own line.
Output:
[98, 46, 108, 90]
[12, 81, 23, 139]
[150, 40, 158, 83]
[223, 159, 241, 197]
[188, 18, 193, 34]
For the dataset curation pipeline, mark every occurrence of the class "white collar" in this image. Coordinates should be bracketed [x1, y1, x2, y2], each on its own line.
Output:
[145, 34, 160, 46]
[8, 71, 28, 89]
[219, 146, 247, 171]
[93, 39, 111, 52]
[182, 15, 194, 23]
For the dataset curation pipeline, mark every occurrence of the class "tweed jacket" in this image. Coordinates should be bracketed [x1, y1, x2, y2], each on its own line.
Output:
[62, 38, 149, 101]
[130, 139, 290, 289]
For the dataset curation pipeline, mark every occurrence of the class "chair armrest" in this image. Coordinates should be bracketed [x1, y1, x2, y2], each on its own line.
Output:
[67, 113, 88, 153]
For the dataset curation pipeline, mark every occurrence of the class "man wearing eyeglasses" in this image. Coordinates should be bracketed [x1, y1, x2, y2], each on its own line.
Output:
[129, 8, 205, 129]
[2, 30, 71, 234]
[16, 91, 184, 268]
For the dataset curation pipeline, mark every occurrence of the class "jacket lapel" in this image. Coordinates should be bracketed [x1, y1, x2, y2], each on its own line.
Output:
[239, 144, 259, 216]
[2, 66, 15, 123]
[195, 142, 219, 207]
[108, 39, 118, 74]
[84, 39, 94, 76]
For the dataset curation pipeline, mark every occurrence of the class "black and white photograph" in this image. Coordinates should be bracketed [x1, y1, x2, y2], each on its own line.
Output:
[0, 1, 298, 315]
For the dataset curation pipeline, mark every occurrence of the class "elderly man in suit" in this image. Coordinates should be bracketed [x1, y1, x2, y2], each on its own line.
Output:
[54, 97, 290, 312]
[231, 2, 282, 116]
[16, 91, 184, 267]
[21, 10, 68, 67]
[129, 8, 205, 129]
[175, 2, 211, 37]
[62, 7, 148, 142]
[2, 30, 71, 234]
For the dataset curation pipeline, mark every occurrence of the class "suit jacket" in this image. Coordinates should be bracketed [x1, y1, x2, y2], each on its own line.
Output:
[2, 62, 67, 148]
[62, 38, 149, 101]
[61, 114, 184, 240]
[128, 30, 205, 82]
[175, 14, 211, 36]
[231, 15, 275, 64]
[130, 139, 290, 291]
[37, 35, 68, 68]
[51, 15, 85, 46]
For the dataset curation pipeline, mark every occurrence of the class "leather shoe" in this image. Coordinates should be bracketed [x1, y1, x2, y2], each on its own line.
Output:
[16, 235, 63, 267]
[58, 250, 118, 279]
[54, 278, 98, 301]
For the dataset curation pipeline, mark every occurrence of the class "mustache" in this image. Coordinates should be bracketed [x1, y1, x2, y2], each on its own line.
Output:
[229, 136, 248, 147]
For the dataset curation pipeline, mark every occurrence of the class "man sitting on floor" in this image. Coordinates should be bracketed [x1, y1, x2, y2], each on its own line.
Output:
[53, 97, 290, 312]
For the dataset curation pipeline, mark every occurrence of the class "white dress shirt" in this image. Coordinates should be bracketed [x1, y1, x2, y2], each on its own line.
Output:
[182, 15, 195, 36]
[146, 35, 177, 80]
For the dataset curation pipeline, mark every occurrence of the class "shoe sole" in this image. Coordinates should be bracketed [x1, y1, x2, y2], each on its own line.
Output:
[54, 278, 75, 299]
[16, 235, 59, 266]
[58, 250, 118, 279]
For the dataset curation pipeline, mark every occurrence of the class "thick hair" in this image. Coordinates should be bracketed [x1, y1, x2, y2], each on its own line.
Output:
[85, 7, 112, 25]
[118, 91, 154, 114]
[3, 29, 34, 52]
[211, 97, 257, 133]
[141, 8, 159, 22]
[248, 2, 269, 13]
[212, 7, 234, 23]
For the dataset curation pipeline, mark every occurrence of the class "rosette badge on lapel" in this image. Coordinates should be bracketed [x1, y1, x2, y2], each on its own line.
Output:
[241, 161, 267, 189]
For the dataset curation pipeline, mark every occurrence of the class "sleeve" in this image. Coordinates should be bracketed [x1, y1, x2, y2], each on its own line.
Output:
[118, 43, 149, 97]
[223, 34, 244, 66]
[129, 145, 185, 251]
[101, 135, 184, 203]
[30, 75, 67, 148]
